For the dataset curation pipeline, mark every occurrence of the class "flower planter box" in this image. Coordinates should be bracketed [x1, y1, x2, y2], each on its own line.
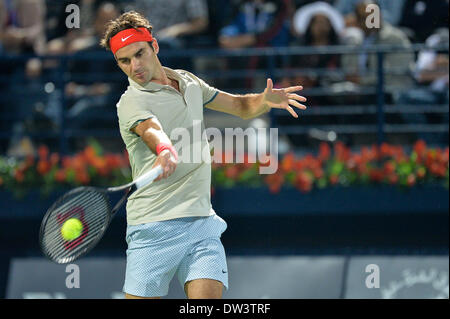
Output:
[0, 187, 447, 257]
[0, 185, 447, 219]
[211, 185, 449, 216]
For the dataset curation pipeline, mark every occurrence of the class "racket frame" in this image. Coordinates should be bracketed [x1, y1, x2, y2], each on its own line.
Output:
[39, 165, 162, 264]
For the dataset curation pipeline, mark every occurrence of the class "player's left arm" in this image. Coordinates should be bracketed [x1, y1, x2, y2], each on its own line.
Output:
[204, 78, 307, 120]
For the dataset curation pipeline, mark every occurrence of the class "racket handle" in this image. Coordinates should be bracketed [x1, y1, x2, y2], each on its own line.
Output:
[135, 165, 163, 189]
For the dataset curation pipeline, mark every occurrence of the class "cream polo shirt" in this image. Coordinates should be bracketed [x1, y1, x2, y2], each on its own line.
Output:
[116, 67, 219, 225]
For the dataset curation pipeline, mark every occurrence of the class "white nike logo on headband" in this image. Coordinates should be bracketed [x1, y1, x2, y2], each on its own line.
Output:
[121, 34, 134, 42]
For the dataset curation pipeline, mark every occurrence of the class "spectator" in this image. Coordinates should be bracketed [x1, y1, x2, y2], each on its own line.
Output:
[31, 1, 124, 152]
[194, 0, 237, 47]
[398, 0, 449, 43]
[335, 0, 406, 27]
[341, 0, 415, 92]
[395, 28, 449, 143]
[0, 0, 47, 154]
[218, 0, 293, 89]
[67, 1, 120, 53]
[219, 0, 292, 49]
[0, 0, 46, 54]
[45, 0, 108, 56]
[64, 2, 124, 134]
[415, 29, 449, 93]
[132, 0, 210, 70]
[275, 1, 345, 144]
[7, 58, 53, 152]
[293, 1, 345, 43]
[280, 1, 344, 105]
[134, 0, 209, 49]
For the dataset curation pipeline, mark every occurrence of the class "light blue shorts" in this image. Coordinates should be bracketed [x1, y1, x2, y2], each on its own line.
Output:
[123, 214, 228, 297]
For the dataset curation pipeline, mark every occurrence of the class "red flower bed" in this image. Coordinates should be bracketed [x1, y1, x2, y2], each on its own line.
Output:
[0, 140, 448, 198]
[0, 141, 131, 198]
[211, 140, 449, 194]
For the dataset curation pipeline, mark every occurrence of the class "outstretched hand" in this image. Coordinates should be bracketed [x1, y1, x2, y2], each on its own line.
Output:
[262, 78, 307, 118]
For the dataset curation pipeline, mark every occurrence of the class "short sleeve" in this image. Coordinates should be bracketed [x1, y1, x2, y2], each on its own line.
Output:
[182, 71, 219, 106]
[117, 94, 155, 135]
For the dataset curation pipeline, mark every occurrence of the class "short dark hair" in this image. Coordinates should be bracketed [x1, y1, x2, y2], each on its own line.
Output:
[100, 11, 153, 51]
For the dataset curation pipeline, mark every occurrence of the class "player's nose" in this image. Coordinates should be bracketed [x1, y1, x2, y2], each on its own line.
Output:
[131, 57, 141, 72]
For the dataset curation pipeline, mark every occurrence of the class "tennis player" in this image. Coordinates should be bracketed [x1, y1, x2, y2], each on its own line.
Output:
[100, 11, 307, 299]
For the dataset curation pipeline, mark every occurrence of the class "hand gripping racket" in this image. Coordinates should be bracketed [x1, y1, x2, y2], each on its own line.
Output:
[39, 165, 163, 264]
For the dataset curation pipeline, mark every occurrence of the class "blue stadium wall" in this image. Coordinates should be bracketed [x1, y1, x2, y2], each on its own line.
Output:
[0, 186, 448, 298]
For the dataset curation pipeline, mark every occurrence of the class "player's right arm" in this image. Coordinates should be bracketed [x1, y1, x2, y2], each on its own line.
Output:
[131, 117, 177, 181]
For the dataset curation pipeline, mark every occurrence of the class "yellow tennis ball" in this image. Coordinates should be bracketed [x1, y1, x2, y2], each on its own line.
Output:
[61, 218, 83, 241]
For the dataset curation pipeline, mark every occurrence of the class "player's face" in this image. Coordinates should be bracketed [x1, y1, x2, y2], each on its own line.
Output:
[115, 41, 157, 85]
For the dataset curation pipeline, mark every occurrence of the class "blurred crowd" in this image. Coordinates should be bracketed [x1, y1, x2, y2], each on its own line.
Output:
[0, 0, 448, 154]
[1, 0, 447, 52]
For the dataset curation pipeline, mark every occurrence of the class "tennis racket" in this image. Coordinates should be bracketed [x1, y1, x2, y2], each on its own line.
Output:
[39, 165, 163, 264]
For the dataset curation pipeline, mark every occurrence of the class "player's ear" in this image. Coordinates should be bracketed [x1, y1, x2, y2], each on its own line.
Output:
[150, 39, 159, 54]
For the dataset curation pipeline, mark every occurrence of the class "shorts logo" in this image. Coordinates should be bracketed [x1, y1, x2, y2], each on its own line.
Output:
[121, 35, 134, 42]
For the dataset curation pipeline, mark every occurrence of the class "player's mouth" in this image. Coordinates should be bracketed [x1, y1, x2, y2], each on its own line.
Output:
[135, 71, 145, 79]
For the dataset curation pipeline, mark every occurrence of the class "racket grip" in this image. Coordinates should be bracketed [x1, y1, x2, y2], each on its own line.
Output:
[135, 165, 163, 189]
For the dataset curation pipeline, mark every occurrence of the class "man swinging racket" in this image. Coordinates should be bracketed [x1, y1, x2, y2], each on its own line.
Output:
[100, 11, 307, 299]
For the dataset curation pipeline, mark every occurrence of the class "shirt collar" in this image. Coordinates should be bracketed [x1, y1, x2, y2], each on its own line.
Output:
[128, 67, 182, 92]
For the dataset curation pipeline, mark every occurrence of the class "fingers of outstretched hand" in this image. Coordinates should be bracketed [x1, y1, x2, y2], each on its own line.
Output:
[288, 99, 307, 110]
[266, 78, 273, 91]
[285, 105, 298, 118]
[287, 93, 307, 102]
[284, 86, 303, 93]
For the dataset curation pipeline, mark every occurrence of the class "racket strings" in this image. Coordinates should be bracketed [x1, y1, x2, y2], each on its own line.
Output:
[43, 194, 105, 259]
[43, 199, 108, 253]
[40, 188, 111, 263]
[43, 196, 108, 262]
[43, 195, 107, 244]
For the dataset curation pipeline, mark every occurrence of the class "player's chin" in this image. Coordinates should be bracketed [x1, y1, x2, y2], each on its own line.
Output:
[134, 72, 148, 83]
[133, 76, 145, 84]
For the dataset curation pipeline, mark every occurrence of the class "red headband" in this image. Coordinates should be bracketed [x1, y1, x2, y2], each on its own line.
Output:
[110, 27, 153, 55]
